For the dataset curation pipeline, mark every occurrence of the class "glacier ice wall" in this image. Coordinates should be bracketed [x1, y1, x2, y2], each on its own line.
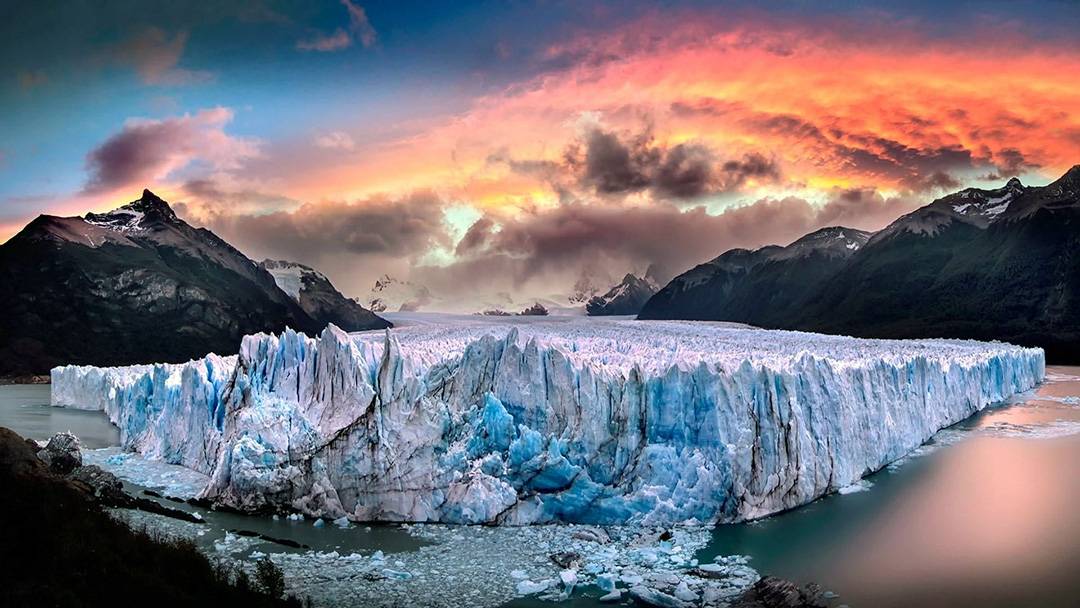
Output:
[51, 320, 1044, 525]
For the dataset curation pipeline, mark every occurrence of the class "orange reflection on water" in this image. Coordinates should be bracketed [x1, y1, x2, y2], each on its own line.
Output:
[819, 367, 1080, 608]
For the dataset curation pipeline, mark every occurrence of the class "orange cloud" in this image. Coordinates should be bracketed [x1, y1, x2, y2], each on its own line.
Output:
[274, 10, 1080, 210]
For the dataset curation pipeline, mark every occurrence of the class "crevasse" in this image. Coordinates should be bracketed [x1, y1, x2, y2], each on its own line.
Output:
[51, 320, 1045, 525]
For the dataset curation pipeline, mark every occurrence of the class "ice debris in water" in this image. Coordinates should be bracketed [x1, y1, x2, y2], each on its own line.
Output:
[837, 479, 874, 495]
[83, 447, 209, 499]
[124, 504, 755, 608]
[51, 318, 1044, 525]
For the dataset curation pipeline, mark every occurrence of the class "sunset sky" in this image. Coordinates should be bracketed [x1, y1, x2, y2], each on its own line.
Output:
[4, 0, 1080, 303]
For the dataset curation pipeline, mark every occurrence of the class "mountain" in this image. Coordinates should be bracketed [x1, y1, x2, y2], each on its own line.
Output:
[261, 260, 390, 332]
[639, 226, 871, 326]
[586, 272, 659, 316]
[0, 190, 369, 376]
[639, 166, 1080, 362]
[361, 274, 434, 312]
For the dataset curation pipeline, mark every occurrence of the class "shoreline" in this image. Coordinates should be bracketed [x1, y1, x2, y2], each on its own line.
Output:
[0, 375, 50, 385]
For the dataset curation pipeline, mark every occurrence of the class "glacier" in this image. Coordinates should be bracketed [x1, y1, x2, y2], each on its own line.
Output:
[51, 319, 1044, 525]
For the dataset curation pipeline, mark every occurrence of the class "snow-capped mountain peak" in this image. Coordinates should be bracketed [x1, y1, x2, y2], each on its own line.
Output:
[84, 189, 179, 232]
[776, 226, 872, 260]
[947, 178, 1025, 220]
[586, 272, 660, 316]
[363, 275, 433, 312]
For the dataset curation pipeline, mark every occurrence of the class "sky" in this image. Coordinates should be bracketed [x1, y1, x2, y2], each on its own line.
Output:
[3, 0, 1080, 307]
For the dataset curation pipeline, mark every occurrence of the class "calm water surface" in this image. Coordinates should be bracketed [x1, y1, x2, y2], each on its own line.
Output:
[0, 384, 118, 447]
[4, 368, 1080, 607]
[698, 366, 1080, 608]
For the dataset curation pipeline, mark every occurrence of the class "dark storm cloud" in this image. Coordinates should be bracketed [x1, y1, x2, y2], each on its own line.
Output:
[84, 127, 177, 194]
[994, 148, 1036, 177]
[575, 128, 659, 194]
[174, 179, 922, 302]
[719, 152, 782, 190]
[654, 144, 715, 198]
[187, 189, 452, 262]
[530, 126, 782, 201]
[912, 171, 962, 192]
[437, 188, 920, 291]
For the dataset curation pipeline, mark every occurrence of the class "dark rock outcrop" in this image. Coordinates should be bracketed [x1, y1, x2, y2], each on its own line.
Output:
[69, 464, 130, 506]
[731, 576, 832, 608]
[36, 431, 81, 475]
[519, 302, 550, 316]
[0, 426, 299, 607]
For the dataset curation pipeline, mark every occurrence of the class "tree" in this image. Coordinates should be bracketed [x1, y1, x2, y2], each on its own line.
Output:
[255, 557, 286, 599]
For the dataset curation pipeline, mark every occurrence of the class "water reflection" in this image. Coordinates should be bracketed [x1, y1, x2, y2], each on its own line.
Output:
[703, 366, 1080, 607]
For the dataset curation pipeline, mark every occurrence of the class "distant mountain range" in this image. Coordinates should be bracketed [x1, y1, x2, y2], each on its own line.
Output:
[0, 190, 387, 377]
[640, 166, 1080, 362]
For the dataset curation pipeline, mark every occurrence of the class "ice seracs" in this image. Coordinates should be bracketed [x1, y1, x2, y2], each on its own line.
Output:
[52, 319, 1044, 525]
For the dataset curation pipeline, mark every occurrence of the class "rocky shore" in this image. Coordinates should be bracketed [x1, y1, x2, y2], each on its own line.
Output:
[6, 426, 848, 607]
[0, 426, 303, 607]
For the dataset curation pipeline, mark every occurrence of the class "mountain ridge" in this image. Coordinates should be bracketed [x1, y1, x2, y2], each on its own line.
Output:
[639, 167, 1080, 363]
[0, 189, 386, 376]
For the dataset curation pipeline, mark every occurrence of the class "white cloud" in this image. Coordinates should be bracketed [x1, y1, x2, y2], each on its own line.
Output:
[314, 131, 357, 151]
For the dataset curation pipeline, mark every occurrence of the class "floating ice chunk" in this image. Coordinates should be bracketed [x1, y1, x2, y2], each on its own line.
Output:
[382, 568, 413, 581]
[674, 581, 698, 602]
[837, 479, 874, 495]
[629, 585, 688, 608]
[516, 579, 551, 595]
[559, 569, 578, 589]
[599, 589, 622, 602]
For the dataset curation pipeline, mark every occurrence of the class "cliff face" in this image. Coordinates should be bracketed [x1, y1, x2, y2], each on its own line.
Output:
[52, 320, 1043, 525]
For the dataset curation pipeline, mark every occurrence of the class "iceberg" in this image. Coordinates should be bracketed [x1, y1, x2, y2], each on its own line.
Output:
[51, 319, 1044, 525]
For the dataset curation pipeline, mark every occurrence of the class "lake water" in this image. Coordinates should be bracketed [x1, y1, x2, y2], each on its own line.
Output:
[0, 384, 118, 448]
[4, 368, 1080, 607]
[697, 366, 1080, 608]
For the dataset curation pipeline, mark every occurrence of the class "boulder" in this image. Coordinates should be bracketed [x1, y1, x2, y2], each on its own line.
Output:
[731, 576, 834, 608]
[36, 431, 81, 474]
[68, 465, 130, 507]
[550, 551, 581, 569]
[755, 577, 804, 608]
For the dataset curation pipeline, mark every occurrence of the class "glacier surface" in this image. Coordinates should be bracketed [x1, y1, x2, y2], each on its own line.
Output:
[51, 319, 1044, 525]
